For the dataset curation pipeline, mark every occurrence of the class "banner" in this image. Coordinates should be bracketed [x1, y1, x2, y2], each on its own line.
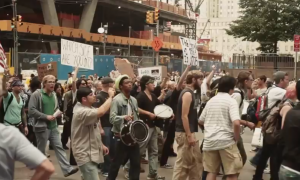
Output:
[61, 39, 94, 70]
[37, 62, 58, 81]
[179, 36, 199, 66]
[114, 58, 135, 78]
[138, 66, 167, 82]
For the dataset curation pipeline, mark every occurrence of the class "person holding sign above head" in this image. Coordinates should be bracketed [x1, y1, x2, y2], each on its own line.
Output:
[28, 75, 79, 177]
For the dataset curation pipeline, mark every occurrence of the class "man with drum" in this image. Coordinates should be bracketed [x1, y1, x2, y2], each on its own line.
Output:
[107, 75, 141, 180]
[124, 75, 168, 180]
[173, 70, 204, 180]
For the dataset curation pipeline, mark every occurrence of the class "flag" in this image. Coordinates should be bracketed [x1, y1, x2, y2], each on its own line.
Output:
[0, 42, 7, 68]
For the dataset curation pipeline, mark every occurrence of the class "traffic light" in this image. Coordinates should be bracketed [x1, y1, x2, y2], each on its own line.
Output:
[154, 8, 160, 22]
[146, 11, 153, 24]
[11, 17, 15, 28]
[16, 15, 23, 26]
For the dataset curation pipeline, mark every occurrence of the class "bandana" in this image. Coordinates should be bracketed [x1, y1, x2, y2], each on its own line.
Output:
[146, 79, 155, 85]
[11, 80, 23, 87]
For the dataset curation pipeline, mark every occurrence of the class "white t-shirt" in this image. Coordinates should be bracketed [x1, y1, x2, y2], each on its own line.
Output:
[0, 124, 47, 180]
[231, 88, 246, 116]
[255, 87, 267, 96]
[267, 87, 286, 108]
[199, 93, 240, 151]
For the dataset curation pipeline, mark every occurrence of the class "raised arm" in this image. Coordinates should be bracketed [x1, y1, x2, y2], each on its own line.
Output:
[72, 67, 79, 93]
[176, 65, 191, 90]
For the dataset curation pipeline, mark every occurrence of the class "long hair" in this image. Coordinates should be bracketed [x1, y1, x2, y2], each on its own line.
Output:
[236, 71, 250, 89]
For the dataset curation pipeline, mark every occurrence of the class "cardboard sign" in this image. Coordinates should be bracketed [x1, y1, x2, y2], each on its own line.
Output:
[109, 70, 121, 80]
[61, 39, 94, 70]
[37, 62, 58, 81]
[138, 66, 167, 82]
[114, 58, 135, 78]
[179, 36, 198, 66]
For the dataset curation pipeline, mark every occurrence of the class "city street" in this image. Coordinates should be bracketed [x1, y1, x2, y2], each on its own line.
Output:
[14, 128, 270, 180]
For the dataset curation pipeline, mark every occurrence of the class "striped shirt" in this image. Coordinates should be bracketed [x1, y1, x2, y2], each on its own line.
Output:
[199, 92, 240, 151]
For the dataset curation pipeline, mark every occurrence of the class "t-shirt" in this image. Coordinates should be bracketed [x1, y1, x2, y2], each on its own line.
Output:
[199, 93, 240, 151]
[231, 88, 246, 116]
[0, 124, 47, 180]
[93, 91, 111, 127]
[201, 78, 208, 101]
[255, 87, 267, 96]
[3, 92, 24, 125]
[136, 91, 160, 127]
[267, 87, 286, 108]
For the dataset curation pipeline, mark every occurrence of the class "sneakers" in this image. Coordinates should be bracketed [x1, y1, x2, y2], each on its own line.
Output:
[264, 168, 270, 174]
[160, 164, 173, 169]
[147, 175, 165, 180]
[102, 172, 108, 177]
[64, 168, 79, 177]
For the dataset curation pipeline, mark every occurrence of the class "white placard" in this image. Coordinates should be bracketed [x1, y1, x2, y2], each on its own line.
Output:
[179, 36, 198, 66]
[138, 66, 163, 82]
[61, 39, 94, 70]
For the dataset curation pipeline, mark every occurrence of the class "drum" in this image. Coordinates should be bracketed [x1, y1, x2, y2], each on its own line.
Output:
[154, 104, 173, 119]
[120, 120, 149, 146]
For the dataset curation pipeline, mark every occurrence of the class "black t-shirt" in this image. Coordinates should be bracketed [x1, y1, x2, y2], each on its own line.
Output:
[137, 91, 160, 127]
[281, 104, 300, 172]
[166, 89, 181, 114]
[93, 91, 112, 127]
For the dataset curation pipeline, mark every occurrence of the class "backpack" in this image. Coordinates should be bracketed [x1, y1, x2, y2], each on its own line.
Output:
[0, 94, 25, 124]
[256, 87, 277, 122]
[246, 98, 259, 125]
[261, 98, 289, 144]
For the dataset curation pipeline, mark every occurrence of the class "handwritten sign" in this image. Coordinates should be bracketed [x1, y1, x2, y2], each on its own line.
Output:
[37, 62, 58, 81]
[179, 36, 198, 66]
[138, 66, 167, 82]
[114, 58, 135, 78]
[61, 39, 94, 70]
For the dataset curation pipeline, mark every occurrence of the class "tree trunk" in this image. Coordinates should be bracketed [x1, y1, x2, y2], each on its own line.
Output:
[274, 41, 278, 54]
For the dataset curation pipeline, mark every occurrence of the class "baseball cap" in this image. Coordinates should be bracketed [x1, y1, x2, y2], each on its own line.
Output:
[101, 77, 114, 84]
[273, 71, 287, 82]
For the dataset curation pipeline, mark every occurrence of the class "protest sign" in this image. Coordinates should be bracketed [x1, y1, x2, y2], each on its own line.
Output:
[114, 58, 135, 78]
[61, 39, 94, 70]
[138, 66, 167, 82]
[179, 36, 198, 66]
[109, 70, 121, 80]
[37, 62, 58, 81]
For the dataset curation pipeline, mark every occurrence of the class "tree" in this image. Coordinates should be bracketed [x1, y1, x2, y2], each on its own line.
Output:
[226, 0, 300, 53]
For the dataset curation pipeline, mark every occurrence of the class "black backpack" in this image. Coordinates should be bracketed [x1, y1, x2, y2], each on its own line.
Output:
[0, 94, 25, 124]
[65, 92, 77, 119]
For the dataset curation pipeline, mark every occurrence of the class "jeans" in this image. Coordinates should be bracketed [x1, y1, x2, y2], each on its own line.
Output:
[101, 127, 114, 173]
[253, 139, 279, 180]
[279, 166, 300, 180]
[107, 137, 140, 180]
[35, 128, 74, 175]
[79, 161, 100, 180]
[250, 148, 263, 166]
[125, 127, 159, 177]
[160, 121, 175, 166]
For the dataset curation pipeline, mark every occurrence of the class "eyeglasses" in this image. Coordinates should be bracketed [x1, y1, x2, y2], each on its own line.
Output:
[81, 83, 86, 85]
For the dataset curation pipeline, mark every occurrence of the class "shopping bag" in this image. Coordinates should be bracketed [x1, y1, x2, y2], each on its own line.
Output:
[251, 128, 263, 148]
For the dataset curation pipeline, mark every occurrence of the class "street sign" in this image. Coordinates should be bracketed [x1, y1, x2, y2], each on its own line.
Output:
[294, 34, 300, 52]
[151, 37, 163, 52]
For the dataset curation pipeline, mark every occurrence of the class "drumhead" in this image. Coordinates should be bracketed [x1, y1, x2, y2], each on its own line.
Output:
[154, 104, 173, 119]
[130, 121, 148, 142]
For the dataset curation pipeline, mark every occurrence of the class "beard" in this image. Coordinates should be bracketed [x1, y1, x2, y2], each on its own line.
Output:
[193, 82, 201, 91]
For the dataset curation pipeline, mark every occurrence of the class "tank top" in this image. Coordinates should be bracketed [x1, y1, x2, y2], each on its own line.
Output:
[175, 88, 198, 133]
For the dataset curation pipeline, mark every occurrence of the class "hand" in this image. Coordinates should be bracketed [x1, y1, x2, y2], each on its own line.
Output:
[148, 112, 156, 120]
[102, 145, 109, 155]
[124, 115, 133, 121]
[187, 134, 196, 146]
[161, 89, 167, 96]
[24, 126, 28, 136]
[46, 115, 55, 121]
[212, 65, 216, 71]
[108, 88, 115, 98]
[247, 122, 255, 130]
[170, 114, 175, 120]
[100, 128, 105, 136]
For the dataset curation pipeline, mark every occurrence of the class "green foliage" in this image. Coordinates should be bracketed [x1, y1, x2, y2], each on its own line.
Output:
[226, 0, 300, 53]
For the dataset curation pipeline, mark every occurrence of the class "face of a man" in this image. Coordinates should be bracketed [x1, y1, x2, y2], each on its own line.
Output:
[282, 75, 289, 88]
[45, 78, 56, 92]
[87, 80, 93, 89]
[86, 92, 96, 104]
[120, 79, 133, 92]
[12, 85, 22, 93]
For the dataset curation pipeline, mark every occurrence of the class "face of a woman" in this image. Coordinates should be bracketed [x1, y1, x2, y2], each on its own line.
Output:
[56, 86, 62, 94]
